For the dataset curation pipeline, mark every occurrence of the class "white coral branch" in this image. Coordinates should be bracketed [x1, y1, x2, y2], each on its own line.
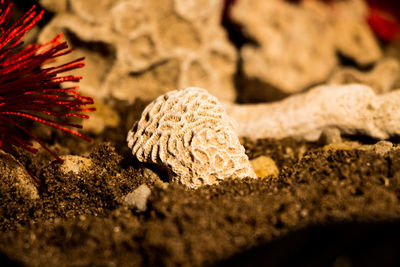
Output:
[223, 84, 400, 141]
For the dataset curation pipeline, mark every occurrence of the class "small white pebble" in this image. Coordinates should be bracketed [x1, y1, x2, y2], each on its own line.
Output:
[124, 184, 151, 212]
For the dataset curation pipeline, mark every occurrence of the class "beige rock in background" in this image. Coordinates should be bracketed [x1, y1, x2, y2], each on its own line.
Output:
[328, 58, 400, 94]
[231, 0, 382, 102]
[331, 0, 381, 65]
[39, 0, 237, 103]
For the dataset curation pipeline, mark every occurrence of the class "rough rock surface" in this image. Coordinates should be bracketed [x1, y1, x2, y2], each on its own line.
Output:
[223, 84, 400, 141]
[59, 155, 94, 175]
[0, 150, 39, 200]
[328, 58, 400, 94]
[231, 0, 382, 102]
[39, 0, 237, 103]
[127, 87, 256, 188]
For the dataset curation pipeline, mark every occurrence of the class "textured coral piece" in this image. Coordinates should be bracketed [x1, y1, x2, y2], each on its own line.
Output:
[233, 0, 336, 96]
[223, 84, 400, 141]
[127, 87, 256, 188]
[231, 0, 382, 102]
[39, 0, 237, 103]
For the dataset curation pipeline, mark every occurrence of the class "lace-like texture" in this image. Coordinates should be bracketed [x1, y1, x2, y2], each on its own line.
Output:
[127, 87, 255, 188]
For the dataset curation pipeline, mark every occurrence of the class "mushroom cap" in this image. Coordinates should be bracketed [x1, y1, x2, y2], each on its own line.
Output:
[127, 87, 256, 188]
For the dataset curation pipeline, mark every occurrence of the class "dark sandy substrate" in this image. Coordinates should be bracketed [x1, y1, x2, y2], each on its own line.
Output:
[1, 103, 400, 266]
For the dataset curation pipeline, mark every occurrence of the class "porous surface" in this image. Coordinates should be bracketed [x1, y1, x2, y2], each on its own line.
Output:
[127, 87, 256, 188]
[223, 84, 400, 141]
[38, 0, 237, 103]
[231, 0, 382, 101]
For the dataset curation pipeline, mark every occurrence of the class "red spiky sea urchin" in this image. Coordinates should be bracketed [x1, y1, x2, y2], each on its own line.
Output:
[0, 1, 94, 164]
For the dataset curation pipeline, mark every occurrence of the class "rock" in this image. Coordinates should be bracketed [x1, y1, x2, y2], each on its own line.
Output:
[59, 155, 93, 175]
[123, 184, 151, 212]
[331, 0, 381, 66]
[127, 87, 256, 189]
[250, 156, 279, 178]
[373, 141, 393, 155]
[232, 0, 336, 101]
[318, 127, 342, 145]
[38, 0, 237, 103]
[0, 150, 39, 200]
[329, 58, 400, 94]
[223, 84, 400, 141]
[231, 0, 381, 102]
[140, 167, 169, 189]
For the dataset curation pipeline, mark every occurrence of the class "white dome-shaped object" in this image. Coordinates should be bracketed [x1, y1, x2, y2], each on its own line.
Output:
[127, 87, 256, 188]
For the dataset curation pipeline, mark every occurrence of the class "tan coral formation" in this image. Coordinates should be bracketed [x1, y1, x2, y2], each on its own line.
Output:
[330, 0, 381, 65]
[223, 84, 400, 141]
[328, 58, 400, 94]
[127, 87, 256, 189]
[39, 0, 237, 103]
[231, 0, 382, 101]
